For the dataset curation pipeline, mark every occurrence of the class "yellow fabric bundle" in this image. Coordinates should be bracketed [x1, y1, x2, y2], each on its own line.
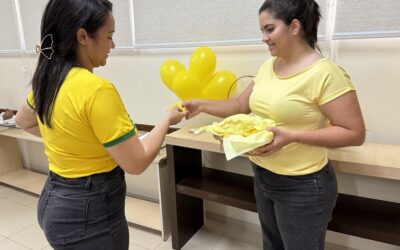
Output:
[196, 114, 276, 160]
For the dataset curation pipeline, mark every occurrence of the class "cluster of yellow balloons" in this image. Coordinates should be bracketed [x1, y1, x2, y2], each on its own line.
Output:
[160, 47, 237, 101]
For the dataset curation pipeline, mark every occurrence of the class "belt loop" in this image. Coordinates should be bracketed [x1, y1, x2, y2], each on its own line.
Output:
[48, 172, 54, 181]
[48, 172, 56, 190]
[85, 176, 92, 189]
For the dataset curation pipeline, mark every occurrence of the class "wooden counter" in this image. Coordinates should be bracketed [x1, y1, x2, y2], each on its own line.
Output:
[166, 125, 400, 180]
[165, 125, 400, 249]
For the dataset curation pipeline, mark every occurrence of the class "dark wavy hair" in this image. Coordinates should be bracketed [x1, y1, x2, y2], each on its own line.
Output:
[32, 0, 112, 127]
[259, 0, 321, 51]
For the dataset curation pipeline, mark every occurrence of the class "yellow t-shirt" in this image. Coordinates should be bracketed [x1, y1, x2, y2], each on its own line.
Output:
[249, 58, 354, 175]
[27, 67, 137, 178]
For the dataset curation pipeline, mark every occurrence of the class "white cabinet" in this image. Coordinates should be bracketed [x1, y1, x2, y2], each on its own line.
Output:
[125, 148, 171, 240]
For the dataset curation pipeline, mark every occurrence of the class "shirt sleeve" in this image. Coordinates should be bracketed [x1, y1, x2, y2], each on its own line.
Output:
[26, 91, 35, 110]
[317, 64, 355, 105]
[254, 59, 272, 86]
[87, 84, 137, 148]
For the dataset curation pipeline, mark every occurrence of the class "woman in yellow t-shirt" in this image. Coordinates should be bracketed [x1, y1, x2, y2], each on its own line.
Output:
[15, 0, 186, 249]
[183, 0, 365, 249]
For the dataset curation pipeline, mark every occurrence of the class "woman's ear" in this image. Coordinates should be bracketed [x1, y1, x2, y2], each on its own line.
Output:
[290, 19, 301, 36]
[76, 28, 89, 46]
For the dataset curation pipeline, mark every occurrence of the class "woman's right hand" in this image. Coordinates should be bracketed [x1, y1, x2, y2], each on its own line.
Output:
[2, 110, 14, 120]
[165, 106, 187, 126]
[182, 99, 206, 119]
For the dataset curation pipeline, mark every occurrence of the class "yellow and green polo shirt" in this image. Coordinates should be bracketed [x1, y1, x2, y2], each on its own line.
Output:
[27, 67, 137, 178]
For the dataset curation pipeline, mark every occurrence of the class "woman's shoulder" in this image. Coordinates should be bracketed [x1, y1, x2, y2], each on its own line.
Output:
[62, 68, 117, 103]
[311, 58, 353, 89]
[256, 57, 275, 74]
[67, 67, 113, 89]
[315, 58, 346, 72]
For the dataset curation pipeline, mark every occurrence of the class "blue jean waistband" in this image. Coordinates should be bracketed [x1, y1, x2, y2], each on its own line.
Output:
[48, 166, 124, 189]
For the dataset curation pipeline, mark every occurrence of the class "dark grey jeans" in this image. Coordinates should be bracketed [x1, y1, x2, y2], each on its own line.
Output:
[252, 161, 338, 250]
[37, 167, 129, 250]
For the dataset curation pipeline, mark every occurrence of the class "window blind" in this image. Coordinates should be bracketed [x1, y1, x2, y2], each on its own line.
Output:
[19, 0, 132, 51]
[333, 0, 400, 39]
[19, 0, 47, 51]
[112, 0, 134, 48]
[131, 0, 328, 48]
[0, 0, 21, 51]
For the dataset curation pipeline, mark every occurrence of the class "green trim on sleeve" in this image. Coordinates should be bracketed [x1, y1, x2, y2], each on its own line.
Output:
[103, 129, 136, 148]
[26, 98, 35, 110]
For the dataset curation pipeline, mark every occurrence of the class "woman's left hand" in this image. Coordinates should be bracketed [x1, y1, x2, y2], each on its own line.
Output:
[247, 127, 295, 156]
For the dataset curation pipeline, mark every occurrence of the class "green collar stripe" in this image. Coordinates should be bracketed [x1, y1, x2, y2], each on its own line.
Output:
[104, 129, 136, 148]
[26, 99, 35, 110]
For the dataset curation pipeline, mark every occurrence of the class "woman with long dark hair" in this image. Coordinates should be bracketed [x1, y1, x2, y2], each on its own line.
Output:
[183, 0, 365, 249]
[15, 0, 186, 249]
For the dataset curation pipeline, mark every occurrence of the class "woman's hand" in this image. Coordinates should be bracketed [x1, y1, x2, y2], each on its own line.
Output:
[2, 110, 14, 120]
[165, 106, 187, 125]
[181, 99, 206, 119]
[247, 127, 296, 156]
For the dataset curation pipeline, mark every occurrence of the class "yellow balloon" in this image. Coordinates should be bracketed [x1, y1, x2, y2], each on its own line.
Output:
[201, 71, 237, 100]
[189, 47, 216, 85]
[172, 71, 203, 101]
[160, 59, 185, 91]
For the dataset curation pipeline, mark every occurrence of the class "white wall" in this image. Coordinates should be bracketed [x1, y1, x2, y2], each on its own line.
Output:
[0, 38, 399, 249]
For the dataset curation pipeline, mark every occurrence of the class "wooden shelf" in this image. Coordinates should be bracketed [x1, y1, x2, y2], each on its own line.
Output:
[177, 167, 256, 212]
[174, 165, 400, 245]
[328, 194, 400, 246]
[125, 196, 161, 231]
[166, 125, 400, 249]
[0, 169, 46, 195]
[0, 127, 42, 143]
[0, 127, 168, 238]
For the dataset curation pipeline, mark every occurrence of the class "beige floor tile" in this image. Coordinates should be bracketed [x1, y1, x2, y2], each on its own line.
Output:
[4, 189, 38, 206]
[181, 220, 229, 250]
[0, 197, 26, 217]
[0, 206, 36, 237]
[0, 188, 375, 250]
[325, 242, 358, 250]
[0, 239, 30, 250]
[10, 223, 48, 250]
[128, 225, 163, 250]
[129, 243, 151, 250]
[154, 238, 173, 250]
[155, 220, 231, 250]
[213, 223, 262, 250]
[41, 246, 53, 250]
[326, 231, 400, 250]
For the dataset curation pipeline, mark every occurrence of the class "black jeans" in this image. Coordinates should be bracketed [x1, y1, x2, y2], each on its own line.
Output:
[37, 167, 129, 250]
[252, 161, 338, 250]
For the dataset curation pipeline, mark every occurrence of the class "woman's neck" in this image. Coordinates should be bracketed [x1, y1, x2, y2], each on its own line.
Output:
[75, 48, 93, 72]
[279, 42, 319, 65]
[273, 42, 322, 77]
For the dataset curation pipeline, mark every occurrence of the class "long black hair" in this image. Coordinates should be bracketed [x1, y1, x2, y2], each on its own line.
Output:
[259, 0, 321, 51]
[32, 0, 112, 127]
